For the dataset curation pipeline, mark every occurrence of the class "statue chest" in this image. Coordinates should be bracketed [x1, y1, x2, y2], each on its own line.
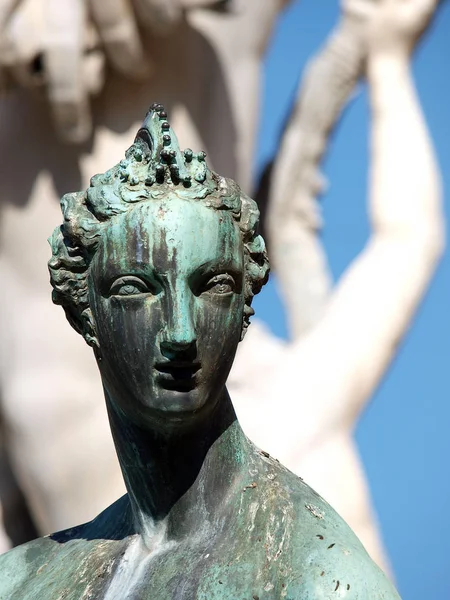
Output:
[9, 500, 391, 600]
[100, 526, 298, 600]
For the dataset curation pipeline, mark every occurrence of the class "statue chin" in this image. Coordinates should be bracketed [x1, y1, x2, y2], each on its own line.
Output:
[101, 376, 225, 430]
[139, 387, 210, 418]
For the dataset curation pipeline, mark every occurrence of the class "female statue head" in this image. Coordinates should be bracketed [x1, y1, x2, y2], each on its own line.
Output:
[48, 104, 269, 426]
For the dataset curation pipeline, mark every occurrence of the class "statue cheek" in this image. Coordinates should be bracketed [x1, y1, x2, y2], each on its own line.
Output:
[196, 296, 243, 356]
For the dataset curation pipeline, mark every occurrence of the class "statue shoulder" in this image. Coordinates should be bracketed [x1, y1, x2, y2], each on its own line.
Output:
[295, 533, 401, 599]
[0, 535, 58, 598]
[0, 496, 133, 599]
[274, 468, 401, 598]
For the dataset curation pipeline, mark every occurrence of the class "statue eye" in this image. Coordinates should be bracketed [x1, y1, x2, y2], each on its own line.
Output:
[109, 276, 150, 297]
[202, 274, 236, 296]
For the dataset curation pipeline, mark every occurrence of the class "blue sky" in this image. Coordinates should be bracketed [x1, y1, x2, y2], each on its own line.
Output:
[253, 1, 450, 597]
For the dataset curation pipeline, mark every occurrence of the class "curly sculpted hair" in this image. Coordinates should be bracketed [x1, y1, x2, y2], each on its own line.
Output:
[48, 134, 269, 349]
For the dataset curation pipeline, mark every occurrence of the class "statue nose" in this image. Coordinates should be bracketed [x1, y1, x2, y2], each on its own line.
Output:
[160, 339, 197, 361]
[161, 284, 197, 360]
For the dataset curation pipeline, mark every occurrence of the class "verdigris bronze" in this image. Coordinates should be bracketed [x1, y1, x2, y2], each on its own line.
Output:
[0, 105, 401, 599]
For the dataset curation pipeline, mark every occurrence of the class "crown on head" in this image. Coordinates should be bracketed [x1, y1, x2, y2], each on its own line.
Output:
[86, 103, 241, 218]
[132, 102, 210, 188]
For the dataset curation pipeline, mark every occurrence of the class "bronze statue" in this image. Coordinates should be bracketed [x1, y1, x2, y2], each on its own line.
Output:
[0, 106, 400, 599]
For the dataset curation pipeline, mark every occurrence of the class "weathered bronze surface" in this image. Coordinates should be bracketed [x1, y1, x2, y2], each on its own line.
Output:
[0, 105, 401, 599]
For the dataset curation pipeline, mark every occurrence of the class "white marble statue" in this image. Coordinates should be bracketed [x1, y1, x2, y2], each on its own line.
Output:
[232, 0, 445, 573]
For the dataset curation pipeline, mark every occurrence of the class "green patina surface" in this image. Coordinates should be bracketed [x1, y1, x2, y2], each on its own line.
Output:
[0, 441, 400, 599]
[0, 105, 401, 599]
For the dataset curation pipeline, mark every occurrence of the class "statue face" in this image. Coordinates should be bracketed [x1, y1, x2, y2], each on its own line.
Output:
[89, 197, 244, 427]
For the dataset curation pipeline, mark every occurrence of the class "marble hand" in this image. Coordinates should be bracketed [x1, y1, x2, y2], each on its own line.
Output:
[345, 0, 440, 53]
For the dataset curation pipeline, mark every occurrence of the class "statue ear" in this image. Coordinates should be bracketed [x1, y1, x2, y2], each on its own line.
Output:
[60, 304, 100, 349]
[80, 308, 100, 349]
[240, 304, 255, 341]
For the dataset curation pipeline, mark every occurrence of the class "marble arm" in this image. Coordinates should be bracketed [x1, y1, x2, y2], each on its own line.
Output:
[291, 0, 444, 431]
[86, 0, 152, 80]
[187, 0, 289, 193]
[89, 0, 220, 76]
[43, 0, 94, 143]
[267, 11, 369, 339]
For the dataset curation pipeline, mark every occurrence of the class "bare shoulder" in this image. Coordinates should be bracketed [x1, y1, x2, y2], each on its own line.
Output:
[259, 452, 401, 598]
[289, 480, 401, 598]
[0, 535, 60, 599]
[296, 534, 401, 599]
[0, 495, 133, 600]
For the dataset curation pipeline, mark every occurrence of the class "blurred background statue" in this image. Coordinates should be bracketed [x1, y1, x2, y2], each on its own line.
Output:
[0, 0, 444, 583]
[231, 0, 444, 574]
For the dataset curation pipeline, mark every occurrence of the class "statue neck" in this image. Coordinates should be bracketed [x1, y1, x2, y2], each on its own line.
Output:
[104, 387, 249, 547]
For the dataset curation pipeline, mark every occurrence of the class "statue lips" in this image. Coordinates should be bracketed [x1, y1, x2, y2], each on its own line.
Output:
[154, 361, 201, 392]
